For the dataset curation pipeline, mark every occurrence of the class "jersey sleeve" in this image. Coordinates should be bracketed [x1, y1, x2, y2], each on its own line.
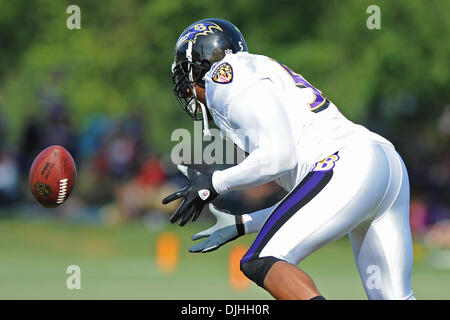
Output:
[211, 78, 298, 193]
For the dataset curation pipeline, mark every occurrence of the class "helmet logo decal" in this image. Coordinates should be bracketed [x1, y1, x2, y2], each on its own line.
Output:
[212, 62, 233, 84]
[177, 22, 223, 46]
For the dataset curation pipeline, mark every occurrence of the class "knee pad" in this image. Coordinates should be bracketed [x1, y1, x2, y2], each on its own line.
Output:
[240, 256, 283, 288]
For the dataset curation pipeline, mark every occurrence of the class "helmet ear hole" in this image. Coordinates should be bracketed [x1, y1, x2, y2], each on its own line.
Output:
[201, 60, 210, 70]
[195, 60, 211, 88]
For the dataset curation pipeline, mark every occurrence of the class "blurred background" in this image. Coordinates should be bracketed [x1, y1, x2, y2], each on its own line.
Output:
[0, 0, 449, 299]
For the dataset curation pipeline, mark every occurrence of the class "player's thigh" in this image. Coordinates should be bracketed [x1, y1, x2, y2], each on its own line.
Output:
[242, 140, 392, 266]
[349, 147, 414, 300]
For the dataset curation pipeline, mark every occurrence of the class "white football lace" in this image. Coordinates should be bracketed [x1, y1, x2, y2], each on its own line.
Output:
[57, 178, 68, 204]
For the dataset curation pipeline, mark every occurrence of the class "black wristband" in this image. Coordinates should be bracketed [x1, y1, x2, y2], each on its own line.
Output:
[235, 215, 245, 236]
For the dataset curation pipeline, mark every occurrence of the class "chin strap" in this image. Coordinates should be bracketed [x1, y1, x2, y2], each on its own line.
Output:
[198, 101, 211, 137]
[190, 76, 211, 137]
[187, 98, 211, 137]
[186, 81, 211, 137]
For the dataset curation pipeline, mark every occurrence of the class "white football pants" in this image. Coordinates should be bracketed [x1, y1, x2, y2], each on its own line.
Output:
[242, 139, 415, 300]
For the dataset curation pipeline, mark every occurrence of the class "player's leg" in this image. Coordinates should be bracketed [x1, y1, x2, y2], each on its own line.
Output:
[240, 168, 336, 300]
[349, 145, 415, 300]
[240, 140, 392, 299]
[263, 260, 322, 299]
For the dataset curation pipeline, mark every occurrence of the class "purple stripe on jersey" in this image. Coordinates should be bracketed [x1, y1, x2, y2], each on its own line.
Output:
[241, 171, 327, 264]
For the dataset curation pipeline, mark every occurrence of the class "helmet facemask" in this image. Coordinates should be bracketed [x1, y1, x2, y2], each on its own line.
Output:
[172, 60, 209, 121]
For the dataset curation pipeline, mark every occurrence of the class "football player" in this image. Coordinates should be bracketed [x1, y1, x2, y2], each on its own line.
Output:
[162, 18, 415, 300]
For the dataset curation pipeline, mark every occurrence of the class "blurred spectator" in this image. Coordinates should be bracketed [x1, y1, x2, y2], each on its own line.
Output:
[91, 114, 146, 181]
[113, 156, 168, 222]
[0, 149, 20, 205]
[40, 104, 78, 160]
[410, 196, 428, 236]
[0, 111, 6, 148]
[427, 203, 450, 226]
[134, 157, 166, 187]
[18, 114, 42, 175]
[424, 220, 450, 249]
[106, 132, 138, 179]
[438, 105, 450, 135]
[18, 104, 78, 177]
[78, 115, 111, 159]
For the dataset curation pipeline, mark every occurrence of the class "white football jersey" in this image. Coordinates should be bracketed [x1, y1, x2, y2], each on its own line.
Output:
[205, 52, 391, 193]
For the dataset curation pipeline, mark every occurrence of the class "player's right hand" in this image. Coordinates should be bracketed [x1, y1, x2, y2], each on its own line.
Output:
[162, 165, 218, 226]
[189, 204, 245, 253]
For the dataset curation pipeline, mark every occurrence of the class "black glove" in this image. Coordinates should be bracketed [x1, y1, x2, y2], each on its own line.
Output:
[162, 165, 218, 226]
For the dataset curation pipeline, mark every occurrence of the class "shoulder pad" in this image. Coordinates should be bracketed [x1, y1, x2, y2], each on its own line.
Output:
[205, 53, 257, 113]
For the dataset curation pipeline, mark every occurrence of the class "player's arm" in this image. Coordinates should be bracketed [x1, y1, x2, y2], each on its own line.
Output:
[162, 79, 295, 226]
[212, 79, 298, 194]
[189, 202, 279, 253]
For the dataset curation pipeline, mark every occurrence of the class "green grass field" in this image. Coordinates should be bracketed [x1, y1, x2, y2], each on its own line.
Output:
[0, 217, 448, 300]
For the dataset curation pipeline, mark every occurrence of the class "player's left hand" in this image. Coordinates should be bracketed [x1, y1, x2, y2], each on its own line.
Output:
[162, 165, 218, 226]
[189, 204, 245, 253]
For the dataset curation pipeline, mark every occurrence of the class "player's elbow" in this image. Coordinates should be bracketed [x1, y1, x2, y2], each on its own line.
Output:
[272, 138, 297, 173]
[259, 151, 297, 178]
[278, 145, 298, 172]
[282, 152, 298, 171]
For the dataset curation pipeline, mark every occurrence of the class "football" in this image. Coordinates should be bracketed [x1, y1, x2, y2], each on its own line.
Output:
[29, 145, 77, 208]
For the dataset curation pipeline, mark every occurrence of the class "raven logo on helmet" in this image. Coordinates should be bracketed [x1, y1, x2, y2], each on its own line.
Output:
[176, 22, 223, 47]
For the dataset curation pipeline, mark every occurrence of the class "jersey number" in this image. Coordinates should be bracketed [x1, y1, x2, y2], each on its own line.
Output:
[278, 62, 330, 113]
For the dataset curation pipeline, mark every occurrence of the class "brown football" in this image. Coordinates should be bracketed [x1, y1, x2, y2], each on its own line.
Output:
[29, 145, 77, 208]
